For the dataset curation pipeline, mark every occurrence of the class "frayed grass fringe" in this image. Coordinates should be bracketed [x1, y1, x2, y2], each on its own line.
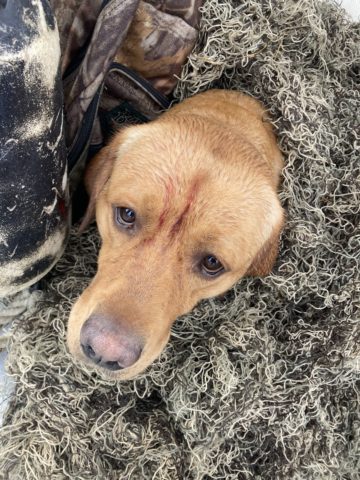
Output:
[0, 0, 359, 478]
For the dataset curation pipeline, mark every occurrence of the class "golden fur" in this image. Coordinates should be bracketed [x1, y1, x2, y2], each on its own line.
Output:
[67, 89, 284, 379]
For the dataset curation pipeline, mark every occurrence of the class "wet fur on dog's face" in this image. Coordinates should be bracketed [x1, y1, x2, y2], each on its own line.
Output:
[68, 90, 284, 379]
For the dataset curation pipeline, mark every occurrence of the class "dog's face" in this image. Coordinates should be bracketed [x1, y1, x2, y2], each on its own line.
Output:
[68, 113, 283, 379]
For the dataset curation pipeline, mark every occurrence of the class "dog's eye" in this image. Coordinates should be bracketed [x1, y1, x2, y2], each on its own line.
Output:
[201, 255, 224, 276]
[115, 207, 136, 227]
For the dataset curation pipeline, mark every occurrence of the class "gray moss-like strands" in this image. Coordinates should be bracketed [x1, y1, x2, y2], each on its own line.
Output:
[0, 0, 359, 478]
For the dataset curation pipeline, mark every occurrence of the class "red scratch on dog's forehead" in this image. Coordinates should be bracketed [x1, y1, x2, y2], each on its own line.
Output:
[158, 176, 176, 228]
[169, 176, 202, 238]
[157, 175, 203, 235]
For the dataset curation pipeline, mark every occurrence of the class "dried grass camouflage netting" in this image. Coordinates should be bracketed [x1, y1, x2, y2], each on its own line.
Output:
[0, 0, 359, 478]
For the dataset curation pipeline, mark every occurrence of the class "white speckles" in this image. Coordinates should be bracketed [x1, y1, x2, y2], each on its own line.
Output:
[9, 245, 18, 259]
[0, 1, 61, 93]
[0, 233, 9, 249]
[0, 227, 67, 296]
[14, 110, 53, 141]
[42, 190, 58, 215]
[46, 113, 64, 153]
[61, 168, 68, 193]
[0, 140, 17, 162]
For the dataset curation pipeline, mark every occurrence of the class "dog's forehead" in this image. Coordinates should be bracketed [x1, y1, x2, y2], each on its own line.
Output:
[108, 124, 279, 229]
[111, 127, 235, 194]
[113, 129, 203, 179]
[110, 149, 238, 213]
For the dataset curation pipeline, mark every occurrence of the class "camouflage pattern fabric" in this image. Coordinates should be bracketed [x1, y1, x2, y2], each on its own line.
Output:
[114, 1, 201, 95]
[51, 0, 202, 153]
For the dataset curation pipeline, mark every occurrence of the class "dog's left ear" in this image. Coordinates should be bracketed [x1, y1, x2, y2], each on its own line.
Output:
[78, 145, 116, 233]
[246, 208, 284, 277]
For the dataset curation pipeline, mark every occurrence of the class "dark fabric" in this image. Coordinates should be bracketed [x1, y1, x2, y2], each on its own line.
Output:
[0, 0, 69, 296]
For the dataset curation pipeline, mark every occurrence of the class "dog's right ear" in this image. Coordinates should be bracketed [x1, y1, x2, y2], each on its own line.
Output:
[78, 145, 116, 233]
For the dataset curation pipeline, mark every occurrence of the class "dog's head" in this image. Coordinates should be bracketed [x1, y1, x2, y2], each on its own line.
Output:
[68, 113, 284, 379]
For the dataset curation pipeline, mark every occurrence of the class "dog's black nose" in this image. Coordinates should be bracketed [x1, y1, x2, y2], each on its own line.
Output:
[80, 314, 143, 371]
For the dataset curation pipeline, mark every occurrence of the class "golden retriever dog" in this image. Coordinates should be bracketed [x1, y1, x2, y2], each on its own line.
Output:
[67, 89, 284, 379]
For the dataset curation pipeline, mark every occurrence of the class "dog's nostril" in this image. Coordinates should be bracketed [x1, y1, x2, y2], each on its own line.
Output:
[81, 343, 97, 359]
[103, 360, 123, 371]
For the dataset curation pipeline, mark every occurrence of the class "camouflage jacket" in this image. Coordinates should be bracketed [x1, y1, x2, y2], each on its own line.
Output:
[51, 0, 202, 168]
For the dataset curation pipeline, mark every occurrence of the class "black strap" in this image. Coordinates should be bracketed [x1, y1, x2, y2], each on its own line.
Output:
[109, 62, 171, 110]
[67, 84, 103, 170]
